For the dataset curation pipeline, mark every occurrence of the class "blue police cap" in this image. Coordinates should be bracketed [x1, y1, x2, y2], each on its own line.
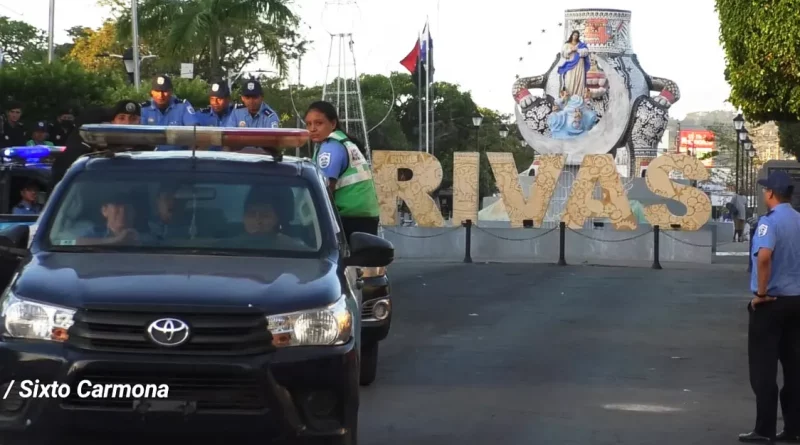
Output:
[32, 121, 48, 132]
[209, 81, 231, 98]
[241, 79, 263, 97]
[758, 170, 795, 195]
[151, 75, 173, 92]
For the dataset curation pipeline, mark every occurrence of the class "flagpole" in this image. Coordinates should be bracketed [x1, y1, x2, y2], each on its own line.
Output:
[417, 29, 423, 152]
[424, 19, 430, 154]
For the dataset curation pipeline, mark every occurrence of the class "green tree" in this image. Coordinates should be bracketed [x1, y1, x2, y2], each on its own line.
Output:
[716, 0, 800, 122]
[0, 61, 117, 122]
[114, 0, 300, 80]
[0, 16, 47, 64]
[777, 121, 800, 160]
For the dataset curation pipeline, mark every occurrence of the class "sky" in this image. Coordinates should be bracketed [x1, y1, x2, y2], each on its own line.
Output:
[2, 0, 734, 120]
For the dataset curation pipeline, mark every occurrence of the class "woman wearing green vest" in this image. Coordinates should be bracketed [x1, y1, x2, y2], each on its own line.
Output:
[305, 101, 381, 241]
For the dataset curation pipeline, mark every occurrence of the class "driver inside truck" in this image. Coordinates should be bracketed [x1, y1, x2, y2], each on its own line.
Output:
[76, 191, 145, 245]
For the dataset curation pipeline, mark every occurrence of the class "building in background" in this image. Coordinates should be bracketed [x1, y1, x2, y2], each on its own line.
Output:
[678, 128, 716, 167]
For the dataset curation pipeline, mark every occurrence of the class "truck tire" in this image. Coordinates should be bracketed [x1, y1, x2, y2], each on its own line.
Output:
[359, 341, 379, 386]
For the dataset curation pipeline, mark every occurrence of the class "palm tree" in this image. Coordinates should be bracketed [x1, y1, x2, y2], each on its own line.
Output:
[117, 0, 299, 79]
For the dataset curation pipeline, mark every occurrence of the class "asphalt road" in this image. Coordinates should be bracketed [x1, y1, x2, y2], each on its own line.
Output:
[360, 259, 757, 445]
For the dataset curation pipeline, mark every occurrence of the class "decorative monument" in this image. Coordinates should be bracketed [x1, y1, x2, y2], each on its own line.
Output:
[501, 9, 681, 224]
[514, 8, 680, 165]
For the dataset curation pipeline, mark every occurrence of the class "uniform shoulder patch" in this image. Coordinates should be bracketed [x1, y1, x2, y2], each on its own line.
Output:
[186, 105, 195, 114]
[318, 152, 331, 168]
[758, 224, 769, 237]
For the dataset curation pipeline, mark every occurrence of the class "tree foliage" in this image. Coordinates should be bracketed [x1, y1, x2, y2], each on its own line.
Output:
[0, 16, 48, 64]
[777, 121, 800, 160]
[66, 21, 128, 74]
[113, 0, 303, 80]
[0, 61, 117, 122]
[716, 0, 800, 122]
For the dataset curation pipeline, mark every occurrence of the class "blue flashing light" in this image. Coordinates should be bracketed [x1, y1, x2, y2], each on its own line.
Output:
[3, 146, 52, 160]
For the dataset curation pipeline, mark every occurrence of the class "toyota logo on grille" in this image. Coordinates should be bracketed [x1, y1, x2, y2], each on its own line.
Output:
[146, 318, 190, 347]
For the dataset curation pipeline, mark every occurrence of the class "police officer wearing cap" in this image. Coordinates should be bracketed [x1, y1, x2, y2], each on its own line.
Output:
[740, 170, 800, 443]
[110, 100, 141, 125]
[1, 101, 26, 149]
[224, 79, 280, 129]
[47, 108, 76, 145]
[200, 80, 237, 127]
[26, 121, 54, 147]
[140, 74, 200, 150]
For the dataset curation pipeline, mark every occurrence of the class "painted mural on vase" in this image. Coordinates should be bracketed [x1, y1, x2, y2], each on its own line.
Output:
[512, 9, 681, 174]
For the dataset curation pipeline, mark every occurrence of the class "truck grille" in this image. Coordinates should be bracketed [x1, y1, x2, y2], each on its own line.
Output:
[61, 369, 267, 412]
[68, 307, 273, 356]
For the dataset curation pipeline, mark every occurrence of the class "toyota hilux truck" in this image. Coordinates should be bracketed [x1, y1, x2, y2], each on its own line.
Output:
[0, 125, 393, 445]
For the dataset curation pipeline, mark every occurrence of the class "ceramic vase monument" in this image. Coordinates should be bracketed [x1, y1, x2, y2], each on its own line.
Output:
[513, 8, 680, 174]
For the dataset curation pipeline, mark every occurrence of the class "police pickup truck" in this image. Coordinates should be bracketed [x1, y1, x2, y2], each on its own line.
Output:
[0, 126, 393, 445]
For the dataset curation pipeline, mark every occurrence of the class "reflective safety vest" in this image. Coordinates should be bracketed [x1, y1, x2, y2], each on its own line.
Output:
[313, 130, 380, 218]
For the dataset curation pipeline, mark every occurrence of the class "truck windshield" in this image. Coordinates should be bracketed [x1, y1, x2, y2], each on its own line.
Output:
[42, 170, 325, 256]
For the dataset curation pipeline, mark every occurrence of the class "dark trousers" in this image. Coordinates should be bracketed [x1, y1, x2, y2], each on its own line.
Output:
[748, 297, 800, 437]
[340, 216, 379, 244]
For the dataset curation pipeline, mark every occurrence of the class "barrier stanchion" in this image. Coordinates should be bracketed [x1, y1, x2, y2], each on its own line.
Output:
[557, 221, 567, 266]
[462, 220, 473, 264]
[652, 225, 663, 270]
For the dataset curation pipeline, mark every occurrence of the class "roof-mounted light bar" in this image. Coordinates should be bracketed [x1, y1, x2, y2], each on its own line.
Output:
[78, 125, 310, 149]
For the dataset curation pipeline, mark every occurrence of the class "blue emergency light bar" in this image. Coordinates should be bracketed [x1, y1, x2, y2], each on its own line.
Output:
[79, 125, 310, 149]
[2, 146, 64, 165]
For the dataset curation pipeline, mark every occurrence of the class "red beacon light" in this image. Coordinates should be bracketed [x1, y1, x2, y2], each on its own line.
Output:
[78, 125, 310, 153]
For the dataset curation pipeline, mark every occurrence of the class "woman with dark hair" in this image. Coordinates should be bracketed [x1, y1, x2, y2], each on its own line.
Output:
[305, 100, 380, 241]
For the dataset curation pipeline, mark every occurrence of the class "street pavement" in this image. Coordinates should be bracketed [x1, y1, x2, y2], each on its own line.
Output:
[360, 259, 758, 445]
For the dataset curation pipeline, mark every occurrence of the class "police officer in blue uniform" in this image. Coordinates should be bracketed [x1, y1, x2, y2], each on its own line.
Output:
[740, 170, 800, 443]
[200, 80, 237, 127]
[224, 79, 280, 129]
[12, 181, 43, 215]
[140, 74, 200, 150]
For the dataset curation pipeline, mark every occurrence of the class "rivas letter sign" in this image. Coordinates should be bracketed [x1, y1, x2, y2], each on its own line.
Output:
[371, 152, 712, 231]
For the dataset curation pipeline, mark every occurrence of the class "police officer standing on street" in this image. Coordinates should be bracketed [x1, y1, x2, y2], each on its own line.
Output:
[48, 108, 76, 145]
[1, 101, 26, 149]
[140, 74, 200, 150]
[740, 170, 800, 443]
[225, 79, 280, 129]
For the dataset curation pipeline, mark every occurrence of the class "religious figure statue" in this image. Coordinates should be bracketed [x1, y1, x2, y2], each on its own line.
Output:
[558, 31, 590, 98]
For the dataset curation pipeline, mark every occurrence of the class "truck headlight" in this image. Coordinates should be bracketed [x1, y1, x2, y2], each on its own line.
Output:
[267, 295, 353, 347]
[0, 291, 75, 342]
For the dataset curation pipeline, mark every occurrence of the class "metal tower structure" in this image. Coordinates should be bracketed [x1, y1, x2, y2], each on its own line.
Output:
[321, 29, 371, 162]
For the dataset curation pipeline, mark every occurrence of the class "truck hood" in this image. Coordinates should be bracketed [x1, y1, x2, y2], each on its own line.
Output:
[12, 252, 343, 314]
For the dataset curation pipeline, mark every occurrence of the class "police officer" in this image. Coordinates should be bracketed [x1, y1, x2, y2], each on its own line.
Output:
[12, 181, 43, 215]
[200, 80, 237, 127]
[224, 79, 280, 129]
[50, 106, 112, 187]
[199, 80, 238, 151]
[109, 100, 141, 125]
[305, 101, 380, 240]
[48, 108, 76, 145]
[1, 101, 26, 148]
[740, 170, 800, 443]
[27, 121, 54, 147]
[140, 74, 200, 150]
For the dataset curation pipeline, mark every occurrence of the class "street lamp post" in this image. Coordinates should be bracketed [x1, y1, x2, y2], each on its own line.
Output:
[733, 113, 745, 194]
[100, 49, 157, 86]
[499, 124, 509, 140]
[131, 0, 141, 89]
[472, 113, 483, 153]
[747, 148, 757, 207]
